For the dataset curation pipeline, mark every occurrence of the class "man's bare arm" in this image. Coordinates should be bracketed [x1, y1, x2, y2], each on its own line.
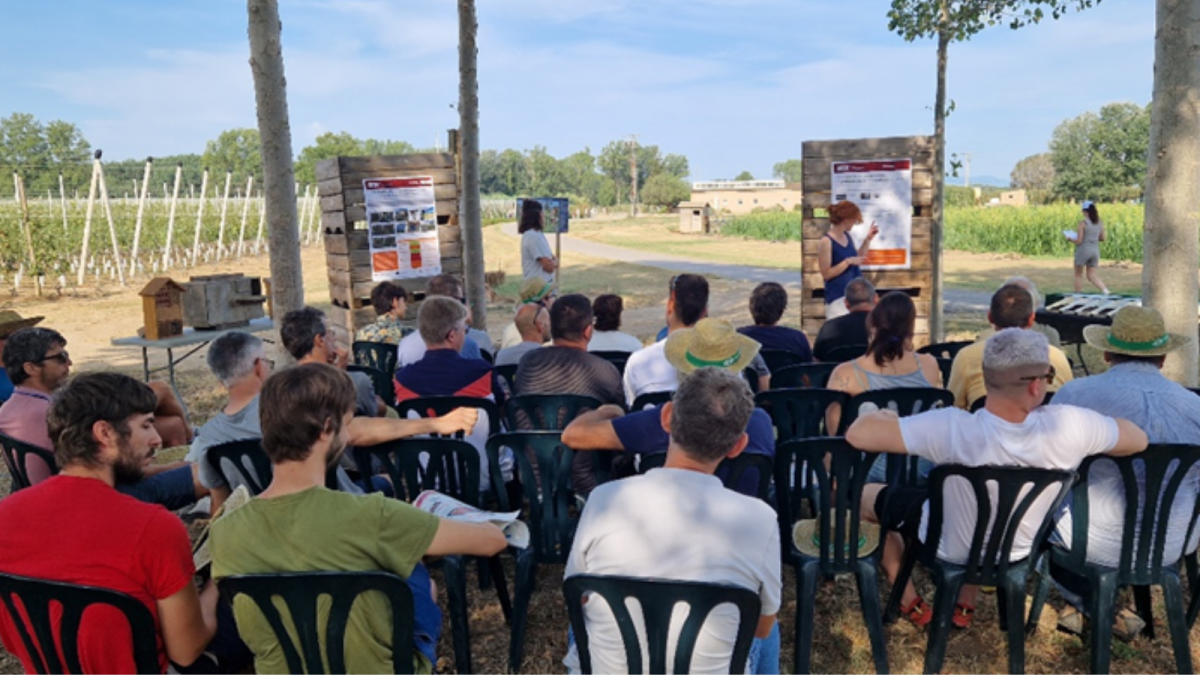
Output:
[845, 410, 908, 454]
[756, 614, 777, 639]
[1107, 418, 1149, 457]
[426, 519, 508, 557]
[561, 405, 626, 451]
[157, 581, 218, 666]
[349, 408, 479, 445]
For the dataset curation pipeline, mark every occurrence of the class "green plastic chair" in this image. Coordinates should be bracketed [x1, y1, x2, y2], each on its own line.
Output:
[759, 348, 809, 372]
[771, 363, 837, 389]
[916, 340, 974, 359]
[563, 574, 761, 674]
[347, 364, 396, 410]
[637, 452, 774, 502]
[935, 357, 953, 387]
[218, 571, 415, 674]
[630, 390, 673, 411]
[485, 431, 578, 672]
[394, 395, 501, 438]
[206, 439, 273, 495]
[836, 387, 954, 435]
[353, 437, 481, 504]
[885, 464, 1075, 675]
[494, 363, 518, 398]
[755, 388, 849, 444]
[504, 393, 604, 431]
[0, 572, 161, 674]
[821, 343, 867, 363]
[590, 350, 632, 375]
[0, 432, 57, 491]
[775, 438, 888, 674]
[352, 340, 399, 375]
[1027, 445, 1200, 674]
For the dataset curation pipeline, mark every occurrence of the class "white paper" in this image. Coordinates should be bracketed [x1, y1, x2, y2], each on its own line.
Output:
[1063, 229, 1079, 242]
[414, 490, 529, 548]
[363, 176, 442, 281]
[830, 159, 914, 270]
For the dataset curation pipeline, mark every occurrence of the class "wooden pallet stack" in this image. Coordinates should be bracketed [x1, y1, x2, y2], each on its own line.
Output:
[800, 136, 935, 348]
[317, 145, 462, 348]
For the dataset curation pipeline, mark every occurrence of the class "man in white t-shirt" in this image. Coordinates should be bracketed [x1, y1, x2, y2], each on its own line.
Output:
[565, 367, 781, 674]
[622, 274, 710, 405]
[847, 328, 1147, 629]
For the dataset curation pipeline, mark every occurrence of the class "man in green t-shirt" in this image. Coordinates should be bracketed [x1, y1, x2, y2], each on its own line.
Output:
[210, 363, 508, 673]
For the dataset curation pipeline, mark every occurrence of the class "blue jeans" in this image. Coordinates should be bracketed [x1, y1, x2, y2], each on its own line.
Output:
[408, 563, 443, 666]
[117, 465, 196, 511]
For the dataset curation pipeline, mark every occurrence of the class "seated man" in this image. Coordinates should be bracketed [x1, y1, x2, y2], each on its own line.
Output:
[397, 274, 485, 366]
[948, 283, 1073, 409]
[813, 278, 875, 362]
[563, 318, 773, 498]
[188, 331, 478, 512]
[0, 327, 205, 510]
[282, 306, 383, 418]
[500, 277, 556, 351]
[1051, 305, 1200, 637]
[848, 328, 1146, 628]
[494, 302, 549, 367]
[737, 281, 812, 361]
[0, 310, 44, 402]
[211, 363, 507, 674]
[564, 367, 780, 674]
[0, 372, 245, 673]
[976, 276, 1062, 348]
[587, 293, 643, 353]
[355, 281, 411, 345]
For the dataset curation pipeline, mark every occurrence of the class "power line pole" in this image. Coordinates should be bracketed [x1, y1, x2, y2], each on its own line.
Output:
[627, 134, 639, 217]
[961, 152, 972, 187]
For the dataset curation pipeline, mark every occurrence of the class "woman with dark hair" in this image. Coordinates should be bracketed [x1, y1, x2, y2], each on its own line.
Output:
[818, 200, 879, 320]
[587, 294, 643, 353]
[825, 291, 941, 432]
[1068, 200, 1109, 294]
[354, 281, 410, 345]
[519, 200, 557, 285]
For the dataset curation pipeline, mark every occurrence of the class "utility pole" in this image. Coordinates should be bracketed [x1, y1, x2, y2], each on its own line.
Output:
[961, 152, 973, 187]
[627, 134, 639, 217]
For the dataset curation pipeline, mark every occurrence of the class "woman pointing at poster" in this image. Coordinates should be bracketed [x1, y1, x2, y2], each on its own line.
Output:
[519, 200, 557, 285]
[819, 200, 879, 320]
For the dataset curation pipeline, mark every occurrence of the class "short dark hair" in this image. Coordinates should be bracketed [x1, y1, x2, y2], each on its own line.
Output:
[749, 282, 787, 326]
[990, 284, 1034, 330]
[551, 294, 593, 342]
[671, 274, 709, 327]
[48, 372, 157, 469]
[593, 294, 624, 332]
[844, 278, 876, 307]
[669, 368, 753, 463]
[280, 307, 326, 360]
[426, 274, 464, 299]
[4, 328, 66, 386]
[1107, 352, 1166, 367]
[207, 331, 263, 386]
[865, 292, 915, 367]
[370, 281, 409, 316]
[259, 364, 355, 464]
[518, 200, 543, 234]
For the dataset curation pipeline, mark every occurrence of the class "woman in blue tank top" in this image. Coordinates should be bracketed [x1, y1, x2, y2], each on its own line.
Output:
[819, 200, 879, 319]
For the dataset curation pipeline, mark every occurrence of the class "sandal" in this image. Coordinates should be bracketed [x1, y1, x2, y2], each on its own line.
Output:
[952, 603, 975, 629]
[900, 596, 933, 628]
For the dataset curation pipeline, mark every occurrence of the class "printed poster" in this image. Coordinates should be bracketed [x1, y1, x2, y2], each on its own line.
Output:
[830, 158, 913, 270]
[517, 197, 570, 234]
[363, 176, 441, 280]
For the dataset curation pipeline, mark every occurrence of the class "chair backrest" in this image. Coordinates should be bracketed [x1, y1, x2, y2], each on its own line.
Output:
[218, 571, 415, 674]
[0, 433, 57, 491]
[352, 340, 398, 375]
[206, 439, 273, 495]
[346, 364, 396, 410]
[916, 340, 974, 359]
[755, 388, 849, 444]
[634, 453, 773, 501]
[1063, 444, 1200, 584]
[504, 394, 604, 431]
[922, 464, 1075, 584]
[590, 351, 631, 375]
[935, 357, 953, 387]
[822, 343, 867, 363]
[0, 572, 161, 674]
[354, 437, 481, 506]
[969, 396, 987, 413]
[759, 349, 807, 372]
[775, 438, 881, 572]
[743, 367, 760, 394]
[770, 363, 837, 389]
[394, 396, 501, 437]
[486, 431, 577, 563]
[494, 363, 518, 398]
[563, 574, 760, 675]
[837, 387, 954, 435]
[630, 390, 673, 411]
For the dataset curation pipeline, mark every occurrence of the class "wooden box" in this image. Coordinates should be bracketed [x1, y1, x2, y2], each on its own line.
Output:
[139, 277, 186, 340]
[183, 274, 267, 330]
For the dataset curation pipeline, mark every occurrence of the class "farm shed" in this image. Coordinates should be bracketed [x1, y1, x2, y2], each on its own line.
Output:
[677, 201, 710, 234]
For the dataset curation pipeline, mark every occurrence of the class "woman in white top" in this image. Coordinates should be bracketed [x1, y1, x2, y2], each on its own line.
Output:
[587, 294, 644, 353]
[519, 200, 557, 284]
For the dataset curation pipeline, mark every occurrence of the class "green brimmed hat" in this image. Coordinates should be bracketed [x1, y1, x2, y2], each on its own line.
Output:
[1083, 305, 1189, 357]
[792, 516, 881, 558]
[518, 277, 553, 304]
[663, 318, 760, 376]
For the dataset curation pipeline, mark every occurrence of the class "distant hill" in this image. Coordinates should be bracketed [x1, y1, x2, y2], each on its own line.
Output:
[961, 175, 1009, 188]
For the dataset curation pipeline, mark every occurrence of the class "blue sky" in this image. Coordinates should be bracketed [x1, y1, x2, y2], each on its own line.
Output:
[2, 0, 1152, 185]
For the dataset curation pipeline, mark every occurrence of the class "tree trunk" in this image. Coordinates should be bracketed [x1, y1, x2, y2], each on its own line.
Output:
[929, 2, 950, 343]
[458, 0, 487, 331]
[247, 0, 303, 355]
[1143, 0, 1200, 385]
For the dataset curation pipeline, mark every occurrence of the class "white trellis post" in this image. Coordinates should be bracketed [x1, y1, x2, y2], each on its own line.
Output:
[58, 173, 67, 233]
[191, 168, 210, 266]
[77, 154, 102, 286]
[236, 175, 254, 258]
[254, 189, 265, 253]
[305, 186, 319, 244]
[95, 159, 126, 286]
[163, 164, 183, 270]
[129, 157, 153, 277]
[216, 170, 233, 260]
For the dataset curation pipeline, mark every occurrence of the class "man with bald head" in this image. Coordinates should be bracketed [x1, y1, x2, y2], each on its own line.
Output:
[495, 302, 550, 367]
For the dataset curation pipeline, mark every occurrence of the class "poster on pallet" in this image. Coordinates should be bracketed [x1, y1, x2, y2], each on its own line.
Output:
[830, 158, 912, 270]
[363, 176, 441, 280]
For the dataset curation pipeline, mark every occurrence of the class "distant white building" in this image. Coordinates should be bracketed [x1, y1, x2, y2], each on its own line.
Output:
[690, 180, 803, 215]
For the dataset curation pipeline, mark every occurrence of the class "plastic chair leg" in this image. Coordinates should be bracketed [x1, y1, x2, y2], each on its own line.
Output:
[1132, 585, 1155, 640]
[1025, 558, 1051, 635]
[1161, 573, 1195, 675]
[923, 567, 966, 675]
[855, 561, 890, 675]
[488, 555, 513, 623]
[1001, 576, 1028, 675]
[884, 537, 918, 625]
[1086, 574, 1119, 675]
[794, 562, 821, 674]
[508, 550, 538, 673]
[1186, 553, 1200, 628]
[443, 555, 473, 675]
[477, 556, 493, 591]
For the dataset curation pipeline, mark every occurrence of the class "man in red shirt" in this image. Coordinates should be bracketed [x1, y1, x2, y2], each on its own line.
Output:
[0, 372, 233, 673]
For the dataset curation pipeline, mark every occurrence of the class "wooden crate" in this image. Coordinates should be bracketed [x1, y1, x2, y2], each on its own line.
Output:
[801, 136, 936, 348]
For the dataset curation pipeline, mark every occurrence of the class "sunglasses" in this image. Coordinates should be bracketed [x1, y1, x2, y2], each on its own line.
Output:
[34, 350, 69, 365]
[1019, 365, 1056, 385]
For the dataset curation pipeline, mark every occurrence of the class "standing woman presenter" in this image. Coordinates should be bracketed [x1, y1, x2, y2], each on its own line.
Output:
[1069, 200, 1109, 294]
[819, 200, 879, 319]
[519, 200, 557, 286]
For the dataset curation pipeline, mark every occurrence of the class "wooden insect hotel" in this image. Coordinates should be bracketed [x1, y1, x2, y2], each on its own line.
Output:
[138, 277, 186, 340]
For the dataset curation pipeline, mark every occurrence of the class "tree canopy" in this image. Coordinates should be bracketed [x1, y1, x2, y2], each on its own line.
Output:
[1049, 101, 1150, 201]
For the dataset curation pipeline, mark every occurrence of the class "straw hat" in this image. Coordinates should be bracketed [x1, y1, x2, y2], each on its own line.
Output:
[1083, 305, 1189, 357]
[793, 516, 880, 558]
[518, 277, 553, 303]
[663, 318, 760, 375]
[0, 310, 44, 340]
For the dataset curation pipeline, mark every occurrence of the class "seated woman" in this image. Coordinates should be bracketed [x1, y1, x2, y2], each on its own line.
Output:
[737, 282, 812, 361]
[587, 294, 643, 353]
[826, 292, 942, 437]
[354, 281, 410, 345]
